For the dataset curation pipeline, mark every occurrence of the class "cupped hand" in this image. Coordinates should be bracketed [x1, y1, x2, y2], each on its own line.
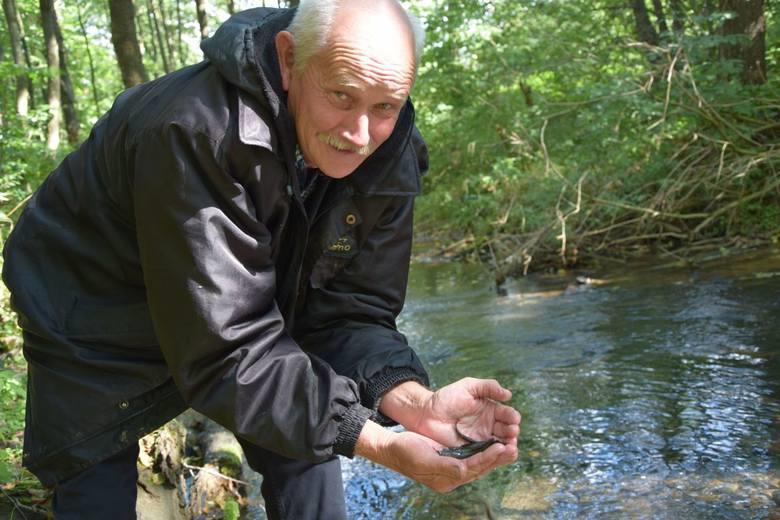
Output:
[413, 377, 521, 448]
[384, 428, 518, 493]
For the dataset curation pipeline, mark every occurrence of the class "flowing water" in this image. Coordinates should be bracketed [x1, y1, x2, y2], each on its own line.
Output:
[340, 247, 780, 519]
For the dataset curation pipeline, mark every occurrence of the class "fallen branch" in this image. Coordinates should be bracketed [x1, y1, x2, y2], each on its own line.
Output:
[182, 462, 248, 486]
[692, 177, 780, 236]
[0, 486, 50, 519]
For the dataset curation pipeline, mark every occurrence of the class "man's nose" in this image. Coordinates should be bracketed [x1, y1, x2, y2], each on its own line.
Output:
[341, 112, 370, 148]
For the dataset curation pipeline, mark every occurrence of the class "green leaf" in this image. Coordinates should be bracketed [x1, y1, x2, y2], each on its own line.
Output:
[0, 457, 13, 484]
[222, 498, 240, 520]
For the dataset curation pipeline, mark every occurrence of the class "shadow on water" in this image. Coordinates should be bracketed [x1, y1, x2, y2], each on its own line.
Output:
[341, 247, 780, 519]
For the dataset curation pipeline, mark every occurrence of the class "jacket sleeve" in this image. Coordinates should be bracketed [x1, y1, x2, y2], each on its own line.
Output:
[294, 139, 430, 425]
[132, 123, 372, 461]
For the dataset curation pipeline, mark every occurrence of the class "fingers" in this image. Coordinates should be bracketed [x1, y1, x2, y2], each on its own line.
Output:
[494, 403, 522, 424]
[492, 420, 520, 441]
[413, 437, 519, 493]
[467, 377, 512, 402]
[459, 442, 517, 484]
[389, 430, 519, 494]
[493, 403, 522, 441]
[486, 402, 521, 442]
[496, 442, 519, 466]
[452, 392, 521, 443]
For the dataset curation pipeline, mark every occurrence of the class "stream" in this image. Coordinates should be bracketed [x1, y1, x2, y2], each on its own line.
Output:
[338, 247, 780, 519]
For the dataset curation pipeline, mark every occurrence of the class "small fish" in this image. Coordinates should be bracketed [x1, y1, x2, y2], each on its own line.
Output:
[437, 438, 502, 459]
[437, 423, 504, 459]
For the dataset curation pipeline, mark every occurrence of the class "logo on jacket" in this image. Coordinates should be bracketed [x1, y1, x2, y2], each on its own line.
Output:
[327, 236, 353, 253]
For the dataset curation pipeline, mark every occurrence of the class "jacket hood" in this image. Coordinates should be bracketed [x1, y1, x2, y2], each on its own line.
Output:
[201, 8, 424, 196]
[201, 7, 292, 118]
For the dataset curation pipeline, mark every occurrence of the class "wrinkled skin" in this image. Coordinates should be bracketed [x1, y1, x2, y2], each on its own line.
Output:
[276, 0, 416, 179]
[369, 377, 521, 492]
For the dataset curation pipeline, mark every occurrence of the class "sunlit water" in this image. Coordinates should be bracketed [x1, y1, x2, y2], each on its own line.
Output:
[340, 248, 780, 519]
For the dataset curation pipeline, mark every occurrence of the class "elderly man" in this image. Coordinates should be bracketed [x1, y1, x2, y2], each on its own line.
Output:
[2, 0, 520, 518]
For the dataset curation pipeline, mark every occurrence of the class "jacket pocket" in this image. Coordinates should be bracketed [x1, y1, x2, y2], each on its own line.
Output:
[307, 200, 363, 289]
[64, 297, 159, 349]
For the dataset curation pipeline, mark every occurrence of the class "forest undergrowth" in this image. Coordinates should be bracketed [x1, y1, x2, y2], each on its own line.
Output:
[414, 44, 780, 281]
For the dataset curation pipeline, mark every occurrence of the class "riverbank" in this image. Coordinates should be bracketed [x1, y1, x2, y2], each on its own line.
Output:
[413, 232, 780, 287]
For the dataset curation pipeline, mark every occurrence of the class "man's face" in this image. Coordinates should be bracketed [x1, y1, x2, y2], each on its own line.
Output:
[277, 8, 416, 179]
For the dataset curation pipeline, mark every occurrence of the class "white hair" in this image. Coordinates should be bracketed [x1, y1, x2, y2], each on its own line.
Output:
[287, 0, 425, 73]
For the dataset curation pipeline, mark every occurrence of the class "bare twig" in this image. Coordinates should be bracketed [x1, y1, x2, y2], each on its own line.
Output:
[555, 175, 585, 264]
[692, 177, 780, 236]
[648, 46, 682, 130]
[0, 486, 51, 519]
[5, 193, 33, 219]
[181, 462, 248, 486]
[605, 232, 688, 245]
[580, 217, 643, 237]
[591, 197, 708, 220]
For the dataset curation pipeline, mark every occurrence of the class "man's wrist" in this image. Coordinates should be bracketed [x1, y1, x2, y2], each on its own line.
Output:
[333, 403, 374, 458]
[364, 369, 429, 426]
[354, 419, 397, 468]
[377, 381, 433, 431]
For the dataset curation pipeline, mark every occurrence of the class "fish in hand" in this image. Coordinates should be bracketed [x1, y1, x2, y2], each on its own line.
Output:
[437, 424, 505, 459]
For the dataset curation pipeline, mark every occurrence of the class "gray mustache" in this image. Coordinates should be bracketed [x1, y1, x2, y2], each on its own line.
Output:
[317, 133, 373, 156]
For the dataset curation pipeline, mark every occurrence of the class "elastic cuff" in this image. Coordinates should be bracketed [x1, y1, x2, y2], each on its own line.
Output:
[364, 368, 428, 427]
[333, 403, 373, 458]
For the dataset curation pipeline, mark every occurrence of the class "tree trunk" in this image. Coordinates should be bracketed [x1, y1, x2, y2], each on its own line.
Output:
[650, 0, 669, 35]
[76, 3, 102, 115]
[719, 0, 766, 85]
[147, 0, 169, 73]
[194, 0, 208, 40]
[175, 0, 183, 65]
[53, 3, 79, 145]
[137, 421, 188, 519]
[0, 37, 5, 126]
[701, 0, 715, 34]
[670, 0, 685, 36]
[287, 0, 299, 6]
[186, 416, 244, 517]
[40, 0, 61, 150]
[156, 0, 175, 69]
[17, 5, 37, 108]
[2, 0, 30, 116]
[226, 0, 234, 15]
[630, 0, 659, 46]
[108, 0, 149, 87]
[141, 3, 158, 63]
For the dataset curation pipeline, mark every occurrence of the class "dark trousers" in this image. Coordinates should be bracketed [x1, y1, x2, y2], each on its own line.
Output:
[53, 440, 346, 519]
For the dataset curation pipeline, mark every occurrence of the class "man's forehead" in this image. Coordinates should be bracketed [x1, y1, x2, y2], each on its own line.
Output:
[309, 0, 417, 96]
[326, 68, 411, 100]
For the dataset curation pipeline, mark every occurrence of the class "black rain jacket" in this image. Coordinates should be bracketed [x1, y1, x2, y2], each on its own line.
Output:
[2, 7, 429, 486]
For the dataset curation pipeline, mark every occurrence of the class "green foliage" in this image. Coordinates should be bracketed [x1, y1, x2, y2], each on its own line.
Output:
[410, 0, 779, 268]
[58, 0, 125, 122]
[0, 111, 60, 206]
[222, 498, 240, 520]
[0, 354, 26, 485]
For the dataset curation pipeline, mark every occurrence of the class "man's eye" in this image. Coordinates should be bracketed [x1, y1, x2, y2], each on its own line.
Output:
[333, 91, 348, 101]
[374, 103, 398, 116]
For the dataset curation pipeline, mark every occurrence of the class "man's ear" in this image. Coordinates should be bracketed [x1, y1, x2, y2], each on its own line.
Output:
[275, 31, 295, 91]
